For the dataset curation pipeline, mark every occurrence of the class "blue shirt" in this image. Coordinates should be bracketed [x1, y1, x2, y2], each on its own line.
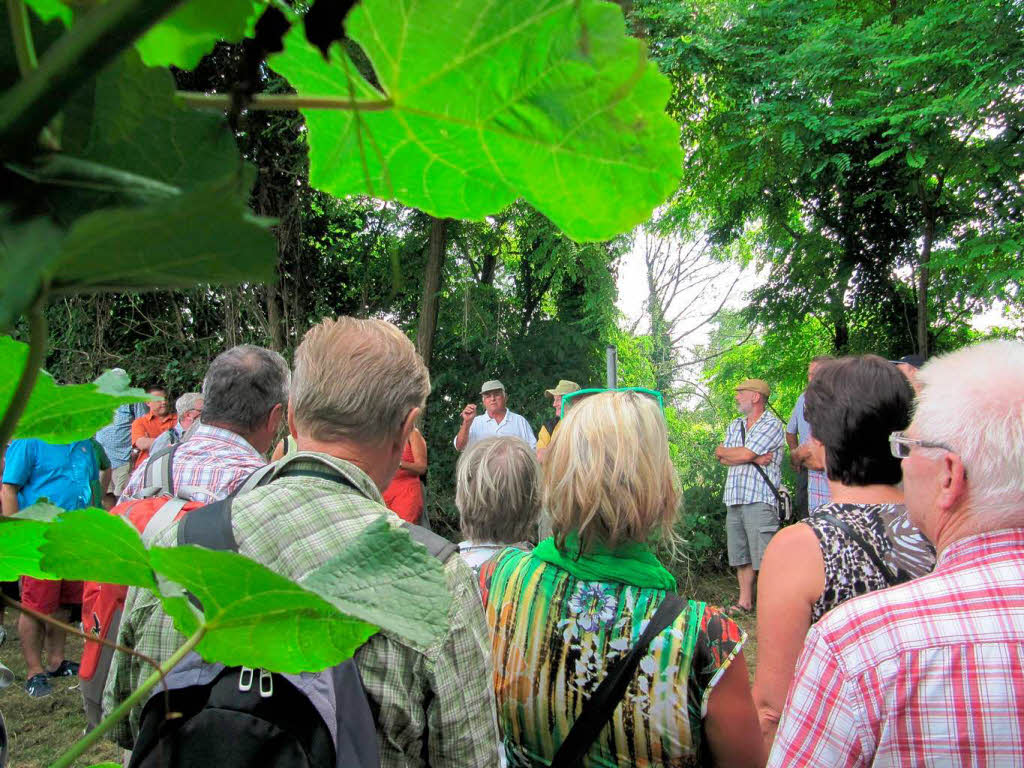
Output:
[3, 438, 103, 510]
[95, 402, 148, 467]
[787, 392, 813, 445]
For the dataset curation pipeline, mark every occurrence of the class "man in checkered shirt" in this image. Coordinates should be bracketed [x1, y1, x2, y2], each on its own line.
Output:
[769, 339, 1024, 767]
[715, 378, 785, 613]
[107, 318, 499, 766]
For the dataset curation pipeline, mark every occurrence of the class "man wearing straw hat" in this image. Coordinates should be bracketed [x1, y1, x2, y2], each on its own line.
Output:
[536, 379, 579, 463]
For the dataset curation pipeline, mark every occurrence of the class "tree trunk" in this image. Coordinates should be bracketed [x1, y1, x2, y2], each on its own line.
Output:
[266, 275, 283, 351]
[917, 217, 934, 357]
[416, 216, 449, 369]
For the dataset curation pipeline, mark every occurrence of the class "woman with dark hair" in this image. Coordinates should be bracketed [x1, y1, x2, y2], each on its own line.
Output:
[752, 355, 935, 749]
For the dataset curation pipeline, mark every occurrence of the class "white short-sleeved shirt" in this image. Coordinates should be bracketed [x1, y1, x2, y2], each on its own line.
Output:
[456, 409, 537, 451]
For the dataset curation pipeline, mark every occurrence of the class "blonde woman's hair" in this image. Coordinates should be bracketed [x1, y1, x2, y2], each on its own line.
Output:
[292, 317, 430, 443]
[544, 390, 679, 552]
[456, 437, 541, 543]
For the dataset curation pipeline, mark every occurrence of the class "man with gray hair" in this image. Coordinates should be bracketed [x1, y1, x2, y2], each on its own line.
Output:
[108, 318, 500, 765]
[119, 345, 287, 503]
[454, 379, 537, 452]
[148, 392, 204, 456]
[769, 339, 1024, 767]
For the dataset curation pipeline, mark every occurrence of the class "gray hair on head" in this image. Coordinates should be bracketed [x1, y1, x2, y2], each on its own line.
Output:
[201, 345, 289, 432]
[175, 392, 203, 414]
[456, 436, 541, 544]
[292, 317, 430, 444]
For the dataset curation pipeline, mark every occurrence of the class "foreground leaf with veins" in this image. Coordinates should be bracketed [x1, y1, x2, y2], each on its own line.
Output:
[150, 546, 379, 673]
[0, 518, 53, 580]
[41, 508, 156, 589]
[270, 0, 681, 241]
[0, 338, 151, 444]
[302, 516, 451, 651]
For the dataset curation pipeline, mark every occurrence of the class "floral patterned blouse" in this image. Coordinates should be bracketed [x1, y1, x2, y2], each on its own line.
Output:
[481, 548, 746, 767]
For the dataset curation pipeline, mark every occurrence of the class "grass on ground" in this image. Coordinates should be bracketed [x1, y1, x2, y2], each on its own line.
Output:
[0, 569, 756, 766]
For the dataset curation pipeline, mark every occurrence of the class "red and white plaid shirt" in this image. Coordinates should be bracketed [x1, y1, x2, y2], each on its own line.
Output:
[769, 527, 1024, 768]
[120, 424, 265, 504]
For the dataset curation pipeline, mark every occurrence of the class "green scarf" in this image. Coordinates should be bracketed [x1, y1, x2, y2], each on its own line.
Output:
[533, 532, 677, 591]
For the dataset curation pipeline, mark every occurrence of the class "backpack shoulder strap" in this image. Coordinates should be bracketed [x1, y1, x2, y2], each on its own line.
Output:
[400, 522, 458, 563]
[550, 594, 687, 768]
[811, 511, 898, 583]
[178, 497, 239, 553]
[141, 497, 191, 546]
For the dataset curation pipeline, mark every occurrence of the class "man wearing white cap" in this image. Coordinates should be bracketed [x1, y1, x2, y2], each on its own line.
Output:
[455, 380, 537, 452]
[536, 379, 579, 463]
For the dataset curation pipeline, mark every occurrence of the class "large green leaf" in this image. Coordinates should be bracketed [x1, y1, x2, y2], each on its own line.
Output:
[0, 518, 53, 579]
[61, 50, 239, 191]
[23, 0, 71, 27]
[0, 206, 64, 330]
[135, 0, 262, 69]
[53, 174, 276, 291]
[0, 338, 152, 443]
[150, 545, 380, 673]
[270, 0, 681, 242]
[302, 516, 451, 650]
[41, 508, 156, 589]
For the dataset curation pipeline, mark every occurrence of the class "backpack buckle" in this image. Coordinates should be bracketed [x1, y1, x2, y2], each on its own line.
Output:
[238, 667, 254, 692]
[259, 669, 273, 698]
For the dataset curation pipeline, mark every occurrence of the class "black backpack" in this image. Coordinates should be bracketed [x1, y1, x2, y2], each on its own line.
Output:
[129, 459, 457, 768]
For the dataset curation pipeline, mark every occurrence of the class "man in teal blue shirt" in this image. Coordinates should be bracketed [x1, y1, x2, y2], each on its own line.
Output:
[1, 438, 109, 697]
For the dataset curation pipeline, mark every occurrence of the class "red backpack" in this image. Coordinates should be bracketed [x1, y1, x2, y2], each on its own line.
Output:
[80, 444, 205, 682]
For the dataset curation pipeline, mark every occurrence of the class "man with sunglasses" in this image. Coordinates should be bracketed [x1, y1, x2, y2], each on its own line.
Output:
[454, 380, 537, 452]
[769, 340, 1024, 767]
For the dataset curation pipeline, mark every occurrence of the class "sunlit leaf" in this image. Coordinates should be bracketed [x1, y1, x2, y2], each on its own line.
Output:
[135, 0, 263, 69]
[150, 545, 379, 673]
[0, 338, 151, 443]
[302, 516, 451, 650]
[270, 0, 681, 241]
[41, 508, 155, 589]
[0, 518, 53, 580]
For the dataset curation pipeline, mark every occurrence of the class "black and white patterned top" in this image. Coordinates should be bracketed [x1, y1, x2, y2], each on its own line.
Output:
[805, 502, 936, 623]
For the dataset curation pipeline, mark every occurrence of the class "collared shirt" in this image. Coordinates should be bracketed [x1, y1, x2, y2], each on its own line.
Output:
[120, 424, 264, 504]
[2, 438, 107, 510]
[130, 411, 178, 467]
[95, 402, 148, 467]
[456, 409, 537, 451]
[768, 528, 1024, 768]
[722, 411, 785, 506]
[788, 392, 831, 509]
[106, 453, 500, 767]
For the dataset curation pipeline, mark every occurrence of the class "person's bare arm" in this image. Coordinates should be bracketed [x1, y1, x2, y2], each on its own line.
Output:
[802, 440, 826, 471]
[752, 522, 824, 752]
[715, 445, 760, 465]
[134, 436, 155, 451]
[1, 483, 20, 516]
[704, 650, 764, 768]
[454, 404, 475, 451]
[401, 429, 428, 475]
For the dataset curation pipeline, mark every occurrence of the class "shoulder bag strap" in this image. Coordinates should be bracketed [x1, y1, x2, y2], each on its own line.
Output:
[550, 594, 687, 768]
[810, 511, 898, 583]
[740, 422, 783, 507]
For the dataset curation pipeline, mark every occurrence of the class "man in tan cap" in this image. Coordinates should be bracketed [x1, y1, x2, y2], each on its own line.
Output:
[714, 378, 786, 614]
[536, 379, 579, 463]
[455, 379, 537, 452]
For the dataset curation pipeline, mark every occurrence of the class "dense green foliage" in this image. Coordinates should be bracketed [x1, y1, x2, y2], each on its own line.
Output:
[632, 0, 1024, 356]
[0, 0, 682, 763]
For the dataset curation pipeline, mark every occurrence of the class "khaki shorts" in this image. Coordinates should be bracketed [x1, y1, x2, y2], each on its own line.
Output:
[726, 502, 778, 570]
[109, 463, 132, 497]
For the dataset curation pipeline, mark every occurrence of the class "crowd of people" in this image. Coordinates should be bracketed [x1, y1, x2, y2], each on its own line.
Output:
[0, 316, 1022, 767]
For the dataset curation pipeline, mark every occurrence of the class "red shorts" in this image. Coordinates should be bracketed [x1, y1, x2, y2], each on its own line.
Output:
[20, 576, 83, 615]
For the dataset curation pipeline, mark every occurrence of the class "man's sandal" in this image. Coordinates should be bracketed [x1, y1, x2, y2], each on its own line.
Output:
[724, 603, 753, 617]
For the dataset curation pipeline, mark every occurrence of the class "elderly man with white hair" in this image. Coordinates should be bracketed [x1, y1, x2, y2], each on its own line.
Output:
[768, 339, 1024, 767]
[148, 392, 204, 456]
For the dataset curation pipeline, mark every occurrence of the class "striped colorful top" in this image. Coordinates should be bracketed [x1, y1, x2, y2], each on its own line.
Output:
[482, 548, 746, 767]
